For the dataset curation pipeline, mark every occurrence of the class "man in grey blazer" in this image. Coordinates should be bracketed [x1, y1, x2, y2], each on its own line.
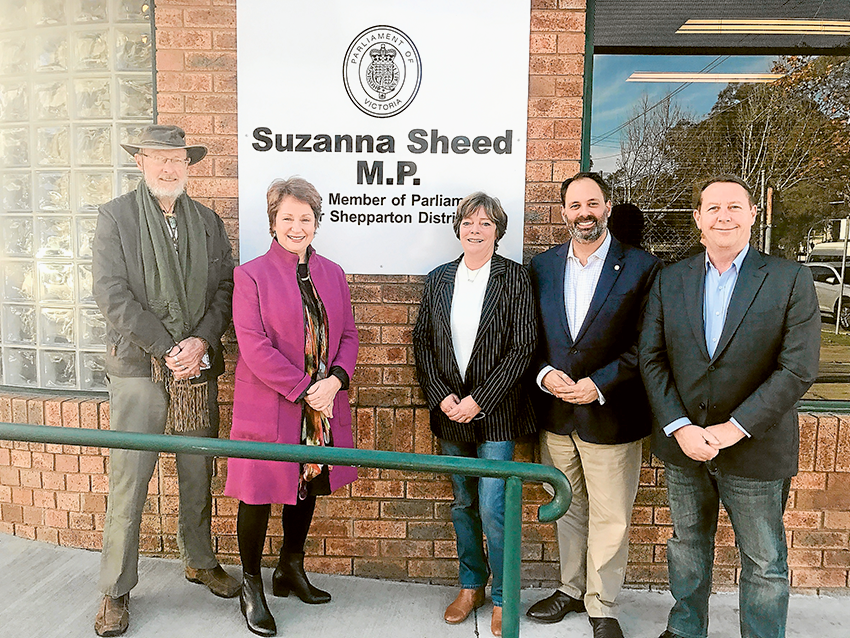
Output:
[639, 175, 820, 638]
[93, 125, 238, 636]
[527, 173, 661, 638]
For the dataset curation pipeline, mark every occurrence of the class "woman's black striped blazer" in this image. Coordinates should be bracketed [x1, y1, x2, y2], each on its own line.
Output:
[413, 253, 537, 442]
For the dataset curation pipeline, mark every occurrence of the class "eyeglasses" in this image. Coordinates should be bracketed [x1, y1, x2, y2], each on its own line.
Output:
[138, 153, 190, 166]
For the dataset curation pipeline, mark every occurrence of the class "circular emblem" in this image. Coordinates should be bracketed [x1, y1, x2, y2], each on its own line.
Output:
[343, 25, 422, 119]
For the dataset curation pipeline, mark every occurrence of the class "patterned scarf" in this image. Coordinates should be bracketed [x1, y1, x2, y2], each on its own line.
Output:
[298, 262, 333, 500]
[136, 181, 210, 433]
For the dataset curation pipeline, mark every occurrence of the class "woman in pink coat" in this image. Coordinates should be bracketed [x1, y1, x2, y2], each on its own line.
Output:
[225, 177, 359, 636]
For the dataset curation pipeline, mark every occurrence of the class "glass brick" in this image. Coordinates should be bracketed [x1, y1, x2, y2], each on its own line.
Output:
[119, 170, 142, 193]
[0, 0, 29, 30]
[36, 171, 70, 210]
[76, 217, 97, 258]
[81, 351, 106, 389]
[41, 350, 76, 388]
[118, 76, 152, 119]
[4, 347, 37, 387]
[2, 173, 31, 210]
[35, 33, 69, 73]
[116, 28, 151, 71]
[76, 125, 112, 165]
[36, 215, 72, 258]
[3, 262, 35, 301]
[38, 261, 75, 303]
[0, 82, 28, 122]
[33, 0, 68, 27]
[115, 0, 151, 23]
[0, 37, 28, 75]
[40, 306, 76, 346]
[36, 126, 71, 166]
[78, 263, 94, 303]
[34, 80, 70, 119]
[72, 0, 108, 23]
[74, 77, 112, 118]
[73, 30, 109, 70]
[0, 127, 29, 167]
[119, 124, 146, 165]
[3, 304, 36, 344]
[77, 171, 113, 210]
[1, 216, 33, 256]
[79, 308, 106, 346]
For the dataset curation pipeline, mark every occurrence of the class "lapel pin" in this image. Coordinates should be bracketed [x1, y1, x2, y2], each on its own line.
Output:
[614, 264, 620, 271]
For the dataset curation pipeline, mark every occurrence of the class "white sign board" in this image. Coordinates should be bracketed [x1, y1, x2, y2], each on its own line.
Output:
[237, 0, 531, 274]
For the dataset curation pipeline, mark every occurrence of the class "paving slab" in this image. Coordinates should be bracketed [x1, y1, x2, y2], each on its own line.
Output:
[0, 534, 845, 638]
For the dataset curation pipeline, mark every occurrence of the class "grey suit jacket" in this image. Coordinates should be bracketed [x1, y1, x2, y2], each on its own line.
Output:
[413, 253, 537, 443]
[639, 248, 820, 479]
[93, 189, 235, 378]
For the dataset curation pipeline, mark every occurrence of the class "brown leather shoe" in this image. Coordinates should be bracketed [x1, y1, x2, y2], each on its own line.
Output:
[94, 593, 129, 637]
[186, 564, 241, 598]
[491, 605, 503, 636]
[444, 587, 486, 624]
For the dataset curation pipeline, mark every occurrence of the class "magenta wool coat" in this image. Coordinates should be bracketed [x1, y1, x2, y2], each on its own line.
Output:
[224, 240, 359, 505]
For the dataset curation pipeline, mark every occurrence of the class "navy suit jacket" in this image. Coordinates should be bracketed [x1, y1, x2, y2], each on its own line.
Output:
[639, 249, 821, 479]
[529, 235, 662, 444]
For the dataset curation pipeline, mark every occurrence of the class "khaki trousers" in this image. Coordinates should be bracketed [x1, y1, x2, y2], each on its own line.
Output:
[99, 376, 219, 597]
[540, 430, 642, 618]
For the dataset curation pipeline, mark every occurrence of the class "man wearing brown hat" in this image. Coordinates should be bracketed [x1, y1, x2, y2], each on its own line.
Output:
[92, 125, 238, 636]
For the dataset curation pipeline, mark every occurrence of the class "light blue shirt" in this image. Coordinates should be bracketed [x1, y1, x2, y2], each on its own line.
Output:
[663, 246, 750, 437]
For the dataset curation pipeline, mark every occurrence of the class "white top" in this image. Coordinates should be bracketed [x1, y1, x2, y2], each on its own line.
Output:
[451, 257, 492, 380]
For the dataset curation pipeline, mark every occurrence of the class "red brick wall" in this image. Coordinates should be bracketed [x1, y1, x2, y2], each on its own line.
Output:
[1, 395, 849, 592]
[1, 0, 848, 595]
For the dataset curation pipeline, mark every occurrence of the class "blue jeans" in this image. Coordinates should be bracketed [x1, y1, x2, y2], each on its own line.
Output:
[664, 461, 791, 638]
[440, 439, 515, 607]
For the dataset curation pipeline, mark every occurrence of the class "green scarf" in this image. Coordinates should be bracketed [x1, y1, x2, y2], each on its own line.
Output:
[137, 181, 209, 432]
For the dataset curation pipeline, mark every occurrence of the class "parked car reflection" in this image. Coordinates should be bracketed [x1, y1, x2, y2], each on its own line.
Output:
[805, 262, 850, 330]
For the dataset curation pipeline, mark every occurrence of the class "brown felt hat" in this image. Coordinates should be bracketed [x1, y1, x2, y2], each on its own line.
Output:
[120, 124, 207, 165]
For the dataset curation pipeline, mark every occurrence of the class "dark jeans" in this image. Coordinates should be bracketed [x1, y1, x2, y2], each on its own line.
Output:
[440, 439, 515, 607]
[664, 461, 791, 638]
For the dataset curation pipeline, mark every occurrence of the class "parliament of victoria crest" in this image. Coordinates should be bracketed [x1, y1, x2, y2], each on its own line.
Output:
[343, 25, 422, 118]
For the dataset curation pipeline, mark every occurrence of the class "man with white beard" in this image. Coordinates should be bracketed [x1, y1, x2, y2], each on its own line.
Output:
[92, 125, 238, 636]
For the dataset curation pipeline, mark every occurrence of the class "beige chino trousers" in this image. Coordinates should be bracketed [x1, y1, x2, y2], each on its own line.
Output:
[540, 429, 642, 618]
[99, 376, 219, 597]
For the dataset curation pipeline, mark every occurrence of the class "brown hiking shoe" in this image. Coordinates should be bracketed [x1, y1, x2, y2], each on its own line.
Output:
[185, 564, 241, 598]
[94, 593, 129, 637]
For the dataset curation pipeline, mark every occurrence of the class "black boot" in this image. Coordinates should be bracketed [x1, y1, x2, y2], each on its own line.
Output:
[239, 573, 276, 636]
[272, 551, 331, 604]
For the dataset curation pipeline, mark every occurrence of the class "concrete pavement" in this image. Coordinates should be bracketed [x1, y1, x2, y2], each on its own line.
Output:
[0, 533, 846, 638]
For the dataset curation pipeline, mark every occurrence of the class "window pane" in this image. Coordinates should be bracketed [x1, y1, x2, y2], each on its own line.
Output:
[591, 53, 850, 401]
[0, 0, 152, 390]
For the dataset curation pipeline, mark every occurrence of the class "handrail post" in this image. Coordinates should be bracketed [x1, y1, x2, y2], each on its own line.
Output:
[501, 475, 523, 638]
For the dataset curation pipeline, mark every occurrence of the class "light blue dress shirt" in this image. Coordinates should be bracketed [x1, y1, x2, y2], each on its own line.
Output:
[663, 246, 750, 437]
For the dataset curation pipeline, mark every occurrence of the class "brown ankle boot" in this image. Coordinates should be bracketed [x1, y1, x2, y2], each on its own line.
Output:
[444, 588, 486, 624]
[491, 605, 502, 636]
[94, 593, 129, 637]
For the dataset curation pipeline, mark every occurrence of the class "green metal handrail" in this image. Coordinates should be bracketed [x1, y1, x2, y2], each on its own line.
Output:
[0, 422, 571, 638]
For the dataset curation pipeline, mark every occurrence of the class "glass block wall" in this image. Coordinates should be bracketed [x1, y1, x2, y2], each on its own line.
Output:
[0, 0, 154, 390]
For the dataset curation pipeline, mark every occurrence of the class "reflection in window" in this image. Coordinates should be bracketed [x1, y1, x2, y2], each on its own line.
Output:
[591, 54, 850, 401]
[0, 1, 153, 390]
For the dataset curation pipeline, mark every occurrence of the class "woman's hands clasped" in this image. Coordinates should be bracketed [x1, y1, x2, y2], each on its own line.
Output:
[305, 376, 343, 418]
[440, 393, 481, 423]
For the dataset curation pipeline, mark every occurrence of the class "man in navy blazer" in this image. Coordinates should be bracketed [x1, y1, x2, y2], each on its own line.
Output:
[639, 176, 820, 638]
[527, 173, 661, 638]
